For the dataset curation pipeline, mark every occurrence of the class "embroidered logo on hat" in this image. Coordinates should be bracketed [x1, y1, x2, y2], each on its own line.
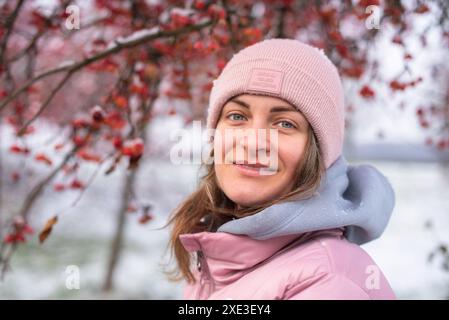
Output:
[246, 68, 284, 94]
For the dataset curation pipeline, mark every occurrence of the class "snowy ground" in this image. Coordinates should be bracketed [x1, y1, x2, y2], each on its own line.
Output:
[1, 120, 449, 299]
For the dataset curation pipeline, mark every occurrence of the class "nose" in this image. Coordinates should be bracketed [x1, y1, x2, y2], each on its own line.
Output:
[235, 125, 273, 165]
[237, 129, 270, 150]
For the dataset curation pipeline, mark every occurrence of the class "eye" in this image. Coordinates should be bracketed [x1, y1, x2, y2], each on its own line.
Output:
[277, 120, 296, 129]
[227, 113, 246, 121]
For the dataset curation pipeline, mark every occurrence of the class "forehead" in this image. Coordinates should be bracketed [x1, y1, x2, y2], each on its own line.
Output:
[226, 93, 294, 109]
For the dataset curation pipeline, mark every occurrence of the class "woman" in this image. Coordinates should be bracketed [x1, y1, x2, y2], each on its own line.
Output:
[166, 38, 396, 299]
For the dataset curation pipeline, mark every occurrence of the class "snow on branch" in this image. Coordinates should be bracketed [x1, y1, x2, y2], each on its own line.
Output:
[114, 27, 161, 47]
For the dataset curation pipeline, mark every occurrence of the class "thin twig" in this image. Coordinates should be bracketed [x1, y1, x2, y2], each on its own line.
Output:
[58, 150, 116, 218]
[220, 0, 238, 52]
[17, 71, 73, 136]
[0, 134, 88, 278]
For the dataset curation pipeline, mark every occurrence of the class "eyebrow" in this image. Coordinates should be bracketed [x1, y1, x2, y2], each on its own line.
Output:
[229, 98, 297, 113]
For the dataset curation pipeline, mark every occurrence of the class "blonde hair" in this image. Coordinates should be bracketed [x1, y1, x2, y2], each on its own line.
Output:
[164, 124, 325, 284]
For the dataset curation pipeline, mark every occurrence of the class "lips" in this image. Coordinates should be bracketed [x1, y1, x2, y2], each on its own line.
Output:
[232, 161, 277, 176]
[232, 161, 269, 168]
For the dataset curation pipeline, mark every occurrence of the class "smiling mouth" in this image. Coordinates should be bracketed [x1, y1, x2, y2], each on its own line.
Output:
[232, 162, 277, 176]
[232, 161, 268, 168]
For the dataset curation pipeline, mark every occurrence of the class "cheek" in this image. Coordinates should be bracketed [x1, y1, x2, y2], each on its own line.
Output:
[213, 126, 234, 186]
[214, 127, 226, 167]
[213, 125, 239, 165]
[213, 162, 225, 187]
[278, 136, 307, 172]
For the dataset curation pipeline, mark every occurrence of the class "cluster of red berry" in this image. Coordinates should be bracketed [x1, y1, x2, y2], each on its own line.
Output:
[3, 217, 34, 244]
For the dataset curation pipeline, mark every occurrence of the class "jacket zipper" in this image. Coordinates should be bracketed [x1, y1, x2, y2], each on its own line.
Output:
[196, 250, 215, 299]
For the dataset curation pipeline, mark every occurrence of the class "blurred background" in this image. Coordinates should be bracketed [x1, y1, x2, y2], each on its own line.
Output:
[0, 0, 448, 299]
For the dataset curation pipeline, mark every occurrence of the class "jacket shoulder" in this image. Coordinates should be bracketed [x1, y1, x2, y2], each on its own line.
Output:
[278, 235, 395, 299]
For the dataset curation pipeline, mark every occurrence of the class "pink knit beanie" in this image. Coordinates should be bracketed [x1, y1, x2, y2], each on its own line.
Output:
[206, 38, 345, 169]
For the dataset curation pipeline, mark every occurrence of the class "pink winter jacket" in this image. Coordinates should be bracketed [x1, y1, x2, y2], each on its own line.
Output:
[179, 156, 397, 299]
[179, 227, 396, 300]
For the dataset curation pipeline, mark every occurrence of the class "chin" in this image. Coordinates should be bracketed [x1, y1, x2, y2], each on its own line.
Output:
[225, 188, 277, 208]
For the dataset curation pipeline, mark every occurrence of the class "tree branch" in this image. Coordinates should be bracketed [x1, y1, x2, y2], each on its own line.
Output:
[0, 0, 26, 65]
[0, 18, 216, 113]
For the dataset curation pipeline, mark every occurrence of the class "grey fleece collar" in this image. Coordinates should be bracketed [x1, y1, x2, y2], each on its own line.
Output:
[217, 155, 395, 245]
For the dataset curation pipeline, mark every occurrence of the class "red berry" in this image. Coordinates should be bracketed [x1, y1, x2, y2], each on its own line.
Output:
[139, 213, 153, 224]
[54, 183, 66, 192]
[70, 179, 84, 189]
[359, 85, 375, 99]
[121, 138, 144, 157]
[91, 105, 105, 122]
[35, 153, 53, 166]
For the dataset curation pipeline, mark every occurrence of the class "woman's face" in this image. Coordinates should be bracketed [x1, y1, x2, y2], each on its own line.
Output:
[214, 94, 310, 208]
